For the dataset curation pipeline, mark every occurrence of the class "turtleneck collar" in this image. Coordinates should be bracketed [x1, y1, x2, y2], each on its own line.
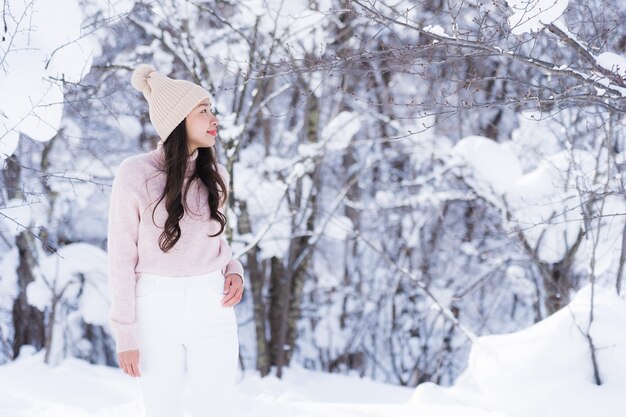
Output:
[154, 143, 199, 177]
[187, 147, 199, 162]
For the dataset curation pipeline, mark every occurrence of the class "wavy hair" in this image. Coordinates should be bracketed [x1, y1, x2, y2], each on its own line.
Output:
[151, 119, 228, 252]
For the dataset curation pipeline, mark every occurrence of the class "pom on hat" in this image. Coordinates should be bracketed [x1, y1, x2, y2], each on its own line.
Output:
[131, 64, 157, 92]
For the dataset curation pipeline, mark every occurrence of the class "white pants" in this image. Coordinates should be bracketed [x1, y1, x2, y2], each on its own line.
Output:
[135, 269, 239, 417]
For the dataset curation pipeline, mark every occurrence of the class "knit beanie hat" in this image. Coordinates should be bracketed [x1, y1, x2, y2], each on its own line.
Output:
[130, 63, 211, 142]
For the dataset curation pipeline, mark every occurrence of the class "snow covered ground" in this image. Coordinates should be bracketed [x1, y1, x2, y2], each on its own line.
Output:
[1, 283, 622, 417]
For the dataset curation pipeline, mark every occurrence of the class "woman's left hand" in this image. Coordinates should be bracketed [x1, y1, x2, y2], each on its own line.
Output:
[222, 274, 244, 307]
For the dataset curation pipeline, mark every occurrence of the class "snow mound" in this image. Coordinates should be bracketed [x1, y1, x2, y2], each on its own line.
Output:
[410, 283, 626, 417]
[451, 135, 523, 194]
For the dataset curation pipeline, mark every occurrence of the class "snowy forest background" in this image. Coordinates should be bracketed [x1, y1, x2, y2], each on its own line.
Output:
[1, 0, 626, 400]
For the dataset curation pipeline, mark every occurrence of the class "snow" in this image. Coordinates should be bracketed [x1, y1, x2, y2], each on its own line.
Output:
[20, 242, 111, 365]
[322, 215, 353, 240]
[232, 150, 293, 260]
[596, 52, 626, 78]
[0, 346, 415, 417]
[111, 115, 144, 141]
[508, 110, 563, 172]
[214, 112, 245, 146]
[82, 0, 137, 21]
[451, 135, 523, 195]
[464, 284, 624, 416]
[504, 148, 601, 264]
[505, 0, 569, 35]
[2, 283, 623, 416]
[506, 265, 536, 297]
[0, 129, 19, 160]
[0, 0, 95, 159]
[448, 124, 621, 267]
[409, 283, 626, 417]
[321, 111, 362, 151]
[0, 198, 34, 236]
[423, 24, 449, 37]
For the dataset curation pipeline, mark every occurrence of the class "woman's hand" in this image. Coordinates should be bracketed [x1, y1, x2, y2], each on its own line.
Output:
[222, 273, 244, 307]
[118, 349, 141, 377]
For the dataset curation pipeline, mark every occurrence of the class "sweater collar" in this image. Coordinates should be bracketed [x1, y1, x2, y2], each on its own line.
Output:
[154, 143, 199, 176]
[187, 147, 199, 162]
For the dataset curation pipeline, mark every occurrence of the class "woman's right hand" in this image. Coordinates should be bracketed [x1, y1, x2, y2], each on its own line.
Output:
[118, 349, 141, 377]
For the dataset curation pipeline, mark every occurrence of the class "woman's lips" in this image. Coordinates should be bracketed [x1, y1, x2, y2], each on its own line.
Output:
[207, 130, 217, 135]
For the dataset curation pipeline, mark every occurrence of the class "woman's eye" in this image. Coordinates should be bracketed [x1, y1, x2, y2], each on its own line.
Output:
[201, 109, 207, 113]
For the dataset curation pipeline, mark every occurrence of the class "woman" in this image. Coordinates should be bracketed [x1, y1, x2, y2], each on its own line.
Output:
[107, 64, 244, 417]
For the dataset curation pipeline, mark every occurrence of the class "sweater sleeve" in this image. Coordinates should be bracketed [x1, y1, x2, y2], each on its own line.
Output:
[222, 256, 245, 286]
[107, 158, 141, 353]
[217, 163, 245, 287]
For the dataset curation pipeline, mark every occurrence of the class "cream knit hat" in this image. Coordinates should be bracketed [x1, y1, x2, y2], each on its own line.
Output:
[130, 64, 211, 141]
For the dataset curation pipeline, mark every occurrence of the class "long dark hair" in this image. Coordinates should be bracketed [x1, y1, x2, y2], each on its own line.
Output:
[151, 119, 228, 252]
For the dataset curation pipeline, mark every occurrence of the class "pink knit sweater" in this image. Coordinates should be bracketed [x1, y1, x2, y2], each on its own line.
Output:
[107, 144, 244, 353]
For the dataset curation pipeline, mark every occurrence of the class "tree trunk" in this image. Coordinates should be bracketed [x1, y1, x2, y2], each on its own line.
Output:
[3, 150, 46, 359]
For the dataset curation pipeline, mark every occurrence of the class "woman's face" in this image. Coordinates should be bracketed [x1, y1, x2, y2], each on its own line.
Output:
[185, 98, 219, 152]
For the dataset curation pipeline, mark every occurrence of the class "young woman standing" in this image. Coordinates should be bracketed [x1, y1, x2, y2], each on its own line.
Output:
[107, 64, 244, 417]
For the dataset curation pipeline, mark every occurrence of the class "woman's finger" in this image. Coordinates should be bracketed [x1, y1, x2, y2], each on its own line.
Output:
[222, 286, 242, 306]
[121, 360, 129, 375]
[130, 360, 141, 377]
[222, 289, 236, 306]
